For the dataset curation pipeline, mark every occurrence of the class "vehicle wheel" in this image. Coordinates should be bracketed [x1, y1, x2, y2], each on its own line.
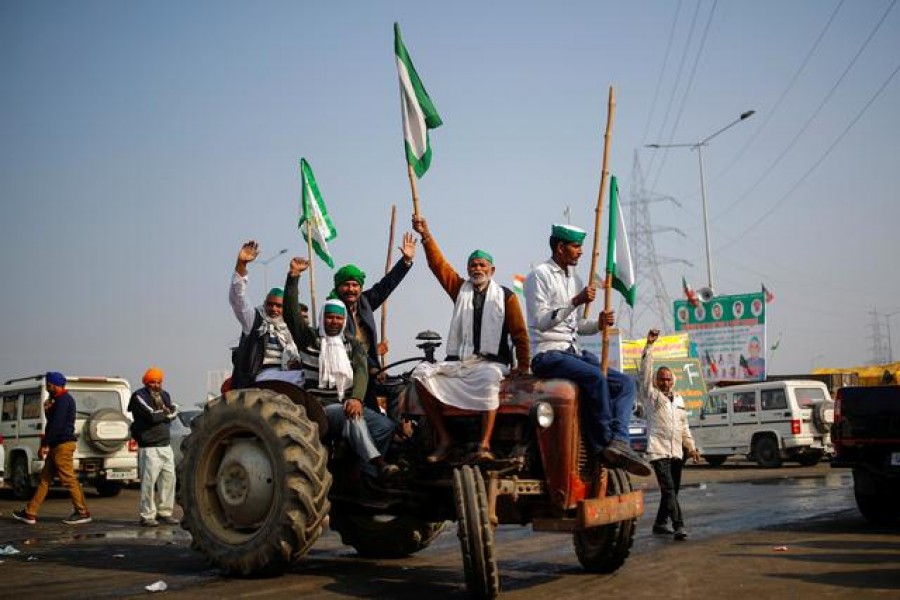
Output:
[11, 455, 35, 500]
[853, 469, 899, 524]
[177, 388, 332, 576]
[95, 480, 123, 497]
[330, 513, 446, 558]
[453, 465, 499, 599]
[704, 455, 727, 467]
[796, 451, 823, 467]
[754, 436, 782, 468]
[573, 467, 636, 573]
[83, 407, 131, 453]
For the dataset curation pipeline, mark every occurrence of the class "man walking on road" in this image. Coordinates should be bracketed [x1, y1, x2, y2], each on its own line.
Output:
[13, 372, 92, 525]
[129, 367, 179, 527]
[640, 329, 701, 541]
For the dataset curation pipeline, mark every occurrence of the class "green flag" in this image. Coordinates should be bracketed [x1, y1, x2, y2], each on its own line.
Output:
[605, 176, 636, 306]
[394, 22, 443, 178]
[298, 158, 337, 268]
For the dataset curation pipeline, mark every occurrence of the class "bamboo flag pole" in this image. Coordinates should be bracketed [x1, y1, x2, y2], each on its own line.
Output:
[407, 164, 422, 217]
[584, 85, 616, 321]
[379, 205, 397, 368]
[305, 220, 317, 320]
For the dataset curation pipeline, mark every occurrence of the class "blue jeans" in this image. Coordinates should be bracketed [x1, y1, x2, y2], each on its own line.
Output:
[531, 349, 636, 455]
[324, 404, 396, 475]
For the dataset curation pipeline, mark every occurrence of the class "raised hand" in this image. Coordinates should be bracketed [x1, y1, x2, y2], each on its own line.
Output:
[411, 215, 429, 236]
[400, 231, 417, 262]
[289, 257, 309, 276]
[238, 240, 259, 264]
[647, 328, 660, 345]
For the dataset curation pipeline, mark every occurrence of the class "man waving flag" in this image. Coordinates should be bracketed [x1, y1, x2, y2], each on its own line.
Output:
[394, 22, 443, 178]
[299, 158, 337, 268]
[606, 175, 636, 306]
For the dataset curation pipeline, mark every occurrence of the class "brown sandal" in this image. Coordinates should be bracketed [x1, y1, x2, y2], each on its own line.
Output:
[471, 447, 495, 463]
[426, 440, 452, 464]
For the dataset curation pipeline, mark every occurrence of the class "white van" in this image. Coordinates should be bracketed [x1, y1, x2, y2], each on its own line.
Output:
[0, 374, 138, 498]
[691, 380, 834, 468]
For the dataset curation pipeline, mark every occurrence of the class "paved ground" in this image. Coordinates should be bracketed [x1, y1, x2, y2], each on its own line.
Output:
[0, 462, 897, 598]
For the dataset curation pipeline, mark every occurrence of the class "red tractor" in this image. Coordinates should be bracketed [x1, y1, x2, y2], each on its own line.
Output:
[177, 332, 643, 598]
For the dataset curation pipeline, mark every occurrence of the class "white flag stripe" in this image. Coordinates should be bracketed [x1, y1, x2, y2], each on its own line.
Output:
[614, 204, 635, 290]
[397, 57, 428, 161]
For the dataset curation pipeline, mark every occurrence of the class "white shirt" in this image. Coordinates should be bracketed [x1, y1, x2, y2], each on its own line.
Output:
[523, 259, 600, 357]
[639, 346, 696, 461]
[229, 272, 257, 336]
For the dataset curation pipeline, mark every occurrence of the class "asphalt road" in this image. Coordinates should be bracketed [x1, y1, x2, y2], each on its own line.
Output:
[0, 462, 897, 599]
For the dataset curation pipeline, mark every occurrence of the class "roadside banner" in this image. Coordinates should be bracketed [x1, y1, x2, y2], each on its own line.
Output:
[674, 292, 766, 384]
[622, 357, 708, 419]
[620, 332, 691, 371]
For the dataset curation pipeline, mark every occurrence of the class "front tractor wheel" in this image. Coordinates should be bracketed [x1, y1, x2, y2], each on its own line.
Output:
[177, 388, 332, 576]
[574, 467, 637, 573]
[453, 465, 500, 599]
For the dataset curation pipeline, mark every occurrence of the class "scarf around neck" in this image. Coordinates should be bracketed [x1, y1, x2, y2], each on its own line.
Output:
[256, 307, 301, 370]
[318, 300, 354, 400]
[446, 279, 505, 360]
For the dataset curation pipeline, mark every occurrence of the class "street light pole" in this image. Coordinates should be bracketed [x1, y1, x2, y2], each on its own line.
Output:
[259, 248, 289, 291]
[646, 110, 755, 294]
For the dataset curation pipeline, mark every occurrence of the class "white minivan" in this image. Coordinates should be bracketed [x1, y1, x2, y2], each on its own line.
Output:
[691, 380, 834, 468]
[0, 374, 138, 498]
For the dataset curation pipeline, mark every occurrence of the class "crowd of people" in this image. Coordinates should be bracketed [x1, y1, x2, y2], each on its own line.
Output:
[10, 215, 701, 541]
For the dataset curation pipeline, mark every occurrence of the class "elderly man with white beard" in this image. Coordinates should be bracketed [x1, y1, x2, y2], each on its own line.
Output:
[410, 215, 530, 464]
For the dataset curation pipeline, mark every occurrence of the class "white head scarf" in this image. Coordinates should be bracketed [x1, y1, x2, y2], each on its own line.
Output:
[318, 299, 354, 400]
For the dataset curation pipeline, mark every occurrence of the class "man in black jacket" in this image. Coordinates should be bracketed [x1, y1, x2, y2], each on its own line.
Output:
[13, 372, 91, 525]
[129, 367, 178, 527]
[333, 231, 417, 409]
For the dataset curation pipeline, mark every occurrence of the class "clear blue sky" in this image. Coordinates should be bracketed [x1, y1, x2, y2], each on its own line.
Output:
[2, 1, 899, 403]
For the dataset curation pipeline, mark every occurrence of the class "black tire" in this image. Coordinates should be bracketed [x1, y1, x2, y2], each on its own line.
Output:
[177, 389, 332, 576]
[95, 480, 123, 497]
[330, 513, 446, 558]
[11, 455, 35, 500]
[754, 436, 782, 468]
[704, 455, 728, 467]
[82, 407, 131, 453]
[573, 467, 636, 573]
[796, 451, 823, 467]
[453, 465, 499, 599]
[853, 469, 899, 524]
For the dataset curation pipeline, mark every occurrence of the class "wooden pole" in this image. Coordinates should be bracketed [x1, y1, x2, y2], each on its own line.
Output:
[584, 85, 616, 320]
[600, 273, 614, 375]
[379, 205, 397, 368]
[305, 220, 317, 320]
[407, 163, 422, 217]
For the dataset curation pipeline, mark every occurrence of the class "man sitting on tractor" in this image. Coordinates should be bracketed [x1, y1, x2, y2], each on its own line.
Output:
[284, 267, 399, 482]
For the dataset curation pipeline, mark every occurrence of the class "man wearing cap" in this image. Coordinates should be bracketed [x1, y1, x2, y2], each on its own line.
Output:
[13, 372, 92, 525]
[230, 240, 306, 389]
[331, 231, 417, 409]
[411, 215, 530, 463]
[284, 275, 399, 482]
[128, 367, 179, 527]
[524, 224, 651, 477]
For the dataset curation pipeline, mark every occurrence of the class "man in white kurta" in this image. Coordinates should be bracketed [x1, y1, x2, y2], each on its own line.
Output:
[639, 328, 701, 541]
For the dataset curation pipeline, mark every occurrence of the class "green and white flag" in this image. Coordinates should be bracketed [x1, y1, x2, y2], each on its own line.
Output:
[606, 176, 636, 307]
[394, 22, 443, 178]
[299, 158, 337, 268]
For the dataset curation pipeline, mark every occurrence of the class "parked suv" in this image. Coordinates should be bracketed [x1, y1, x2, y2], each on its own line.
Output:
[0, 374, 138, 498]
[691, 379, 833, 467]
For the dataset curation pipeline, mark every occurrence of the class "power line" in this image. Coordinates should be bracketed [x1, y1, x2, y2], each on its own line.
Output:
[720, 58, 900, 247]
[712, 0, 896, 223]
[640, 0, 684, 145]
[706, 0, 845, 201]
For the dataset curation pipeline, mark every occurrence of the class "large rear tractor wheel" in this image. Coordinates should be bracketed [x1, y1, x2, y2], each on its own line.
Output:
[177, 388, 332, 576]
[453, 465, 499, 599]
[574, 467, 637, 573]
[330, 513, 446, 558]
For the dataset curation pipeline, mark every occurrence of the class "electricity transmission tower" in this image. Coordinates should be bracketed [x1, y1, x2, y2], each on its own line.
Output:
[624, 151, 691, 337]
[868, 308, 889, 365]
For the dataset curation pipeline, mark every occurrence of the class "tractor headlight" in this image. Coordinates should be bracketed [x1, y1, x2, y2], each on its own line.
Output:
[534, 402, 554, 428]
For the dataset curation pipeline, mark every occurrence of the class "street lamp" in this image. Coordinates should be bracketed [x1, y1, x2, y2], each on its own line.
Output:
[646, 110, 755, 294]
[259, 248, 288, 291]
